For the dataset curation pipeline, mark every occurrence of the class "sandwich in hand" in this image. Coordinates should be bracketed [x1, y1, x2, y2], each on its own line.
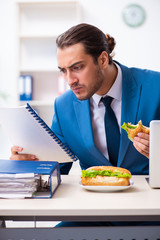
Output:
[81, 166, 131, 186]
[121, 120, 150, 142]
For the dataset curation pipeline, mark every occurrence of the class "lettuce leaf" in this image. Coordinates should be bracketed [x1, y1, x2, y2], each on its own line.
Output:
[121, 122, 136, 130]
[121, 122, 137, 141]
[81, 169, 131, 178]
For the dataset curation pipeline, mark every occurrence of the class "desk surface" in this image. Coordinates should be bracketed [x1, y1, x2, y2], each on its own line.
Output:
[0, 175, 160, 222]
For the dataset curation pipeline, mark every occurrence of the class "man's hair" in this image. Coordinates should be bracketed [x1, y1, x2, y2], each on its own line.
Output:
[56, 23, 116, 64]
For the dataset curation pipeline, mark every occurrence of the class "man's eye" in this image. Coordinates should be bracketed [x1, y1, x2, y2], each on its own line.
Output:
[73, 65, 82, 71]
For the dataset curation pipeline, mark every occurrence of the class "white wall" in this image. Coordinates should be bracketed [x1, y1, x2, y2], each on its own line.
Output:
[0, 0, 160, 159]
[0, 0, 159, 100]
[80, 0, 160, 71]
[0, 0, 18, 105]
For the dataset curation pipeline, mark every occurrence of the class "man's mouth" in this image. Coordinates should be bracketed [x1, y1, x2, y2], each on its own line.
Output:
[71, 86, 83, 93]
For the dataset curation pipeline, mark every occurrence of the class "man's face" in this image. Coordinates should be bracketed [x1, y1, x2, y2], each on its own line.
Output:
[57, 43, 105, 100]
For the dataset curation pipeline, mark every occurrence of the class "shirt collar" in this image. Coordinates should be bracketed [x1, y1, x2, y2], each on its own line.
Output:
[91, 62, 122, 107]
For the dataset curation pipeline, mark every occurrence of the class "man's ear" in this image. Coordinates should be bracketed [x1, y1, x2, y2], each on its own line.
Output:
[98, 51, 109, 69]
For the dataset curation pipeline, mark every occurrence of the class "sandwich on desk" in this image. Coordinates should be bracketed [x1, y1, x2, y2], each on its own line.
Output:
[0, 160, 61, 198]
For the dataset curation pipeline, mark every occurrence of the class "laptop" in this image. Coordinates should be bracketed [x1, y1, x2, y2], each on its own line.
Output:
[149, 120, 160, 188]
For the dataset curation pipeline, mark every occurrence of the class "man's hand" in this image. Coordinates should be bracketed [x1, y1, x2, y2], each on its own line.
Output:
[10, 146, 38, 161]
[133, 132, 149, 159]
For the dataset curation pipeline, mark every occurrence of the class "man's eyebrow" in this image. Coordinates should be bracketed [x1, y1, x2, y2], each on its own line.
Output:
[58, 66, 63, 71]
[58, 61, 84, 70]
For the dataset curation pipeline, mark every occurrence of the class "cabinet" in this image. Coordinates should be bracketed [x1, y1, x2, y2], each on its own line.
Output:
[17, 0, 81, 125]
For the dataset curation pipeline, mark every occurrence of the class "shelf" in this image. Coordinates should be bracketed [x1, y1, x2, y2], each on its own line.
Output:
[19, 100, 55, 106]
[18, 71, 60, 101]
[18, 1, 81, 36]
[19, 37, 58, 70]
[19, 34, 58, 39]
[17, 0, 82, 124]
[17, 0, 80, 5]
[20, 68, 59, 72]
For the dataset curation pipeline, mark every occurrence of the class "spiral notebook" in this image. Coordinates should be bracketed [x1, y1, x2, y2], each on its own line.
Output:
[0, 103, 77, 163]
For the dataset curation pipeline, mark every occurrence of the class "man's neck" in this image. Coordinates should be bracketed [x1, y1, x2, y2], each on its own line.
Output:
[97, 63, 118, 96]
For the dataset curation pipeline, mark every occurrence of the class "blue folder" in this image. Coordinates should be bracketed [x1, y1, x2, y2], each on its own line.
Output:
[0, 160, 61, 198]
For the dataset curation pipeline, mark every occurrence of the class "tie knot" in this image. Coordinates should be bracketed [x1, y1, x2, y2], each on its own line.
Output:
[101, 96, 113, 108]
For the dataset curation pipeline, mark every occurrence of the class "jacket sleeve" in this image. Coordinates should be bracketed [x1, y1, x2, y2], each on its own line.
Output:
[51, 98, 73, 175]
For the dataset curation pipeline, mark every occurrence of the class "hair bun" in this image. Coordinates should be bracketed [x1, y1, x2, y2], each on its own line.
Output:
[106, 34, 116, 53]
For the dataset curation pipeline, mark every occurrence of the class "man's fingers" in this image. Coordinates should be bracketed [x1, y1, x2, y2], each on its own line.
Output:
[133, 132, 150, 159]
[137, 132, 149, 140]
[11, 146, 23, 154]
[10, 154, 38, 161]
[134, 137, 149, 148]
[133, 138, 149, 159]
[133, 140, 149, 153]
[133, 142, 149, 158]
[10, 145, 38, 161]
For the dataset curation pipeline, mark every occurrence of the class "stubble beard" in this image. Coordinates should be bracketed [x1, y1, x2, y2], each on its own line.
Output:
[74, 67, 104, 101]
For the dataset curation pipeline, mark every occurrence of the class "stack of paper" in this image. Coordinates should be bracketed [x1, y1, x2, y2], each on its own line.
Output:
[0, 173, 39, 198]
[0, 159, 61, 198]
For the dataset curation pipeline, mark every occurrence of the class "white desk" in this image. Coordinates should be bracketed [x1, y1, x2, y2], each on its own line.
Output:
[1, 175, 160, 240]
[0, 175, 160, 222]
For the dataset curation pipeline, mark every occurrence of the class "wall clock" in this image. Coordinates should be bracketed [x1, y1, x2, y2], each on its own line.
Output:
[122, 4, 146, 27]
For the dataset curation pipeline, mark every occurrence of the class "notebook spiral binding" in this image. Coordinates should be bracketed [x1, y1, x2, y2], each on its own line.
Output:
[26, 103, 77, 161]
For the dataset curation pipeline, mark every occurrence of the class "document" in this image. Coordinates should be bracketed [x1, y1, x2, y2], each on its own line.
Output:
[0, 103, 77, 162]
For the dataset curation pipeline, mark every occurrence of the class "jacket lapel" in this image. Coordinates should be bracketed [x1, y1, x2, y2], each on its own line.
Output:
[118, 64, 142, 166]
[73, 96, 110, 166]
[72, 63, 142, 167]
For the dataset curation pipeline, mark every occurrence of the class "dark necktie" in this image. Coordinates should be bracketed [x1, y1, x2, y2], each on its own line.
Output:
[101, 96, 120, 166]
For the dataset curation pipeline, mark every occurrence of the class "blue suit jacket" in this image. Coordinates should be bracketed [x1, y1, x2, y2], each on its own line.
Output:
[51, 62, 160, 175]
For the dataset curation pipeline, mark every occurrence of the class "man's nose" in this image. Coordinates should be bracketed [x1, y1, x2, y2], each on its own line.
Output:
[66, 71, 78, 86]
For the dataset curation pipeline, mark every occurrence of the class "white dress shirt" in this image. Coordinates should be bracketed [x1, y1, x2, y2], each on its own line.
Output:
[90, 63, 122, 159]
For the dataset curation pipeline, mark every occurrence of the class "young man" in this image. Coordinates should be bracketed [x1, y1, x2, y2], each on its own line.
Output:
[11, 23, 160, 176]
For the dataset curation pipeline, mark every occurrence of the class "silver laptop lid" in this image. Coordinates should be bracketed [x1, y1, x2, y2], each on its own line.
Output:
[149, 120, 160, 188]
